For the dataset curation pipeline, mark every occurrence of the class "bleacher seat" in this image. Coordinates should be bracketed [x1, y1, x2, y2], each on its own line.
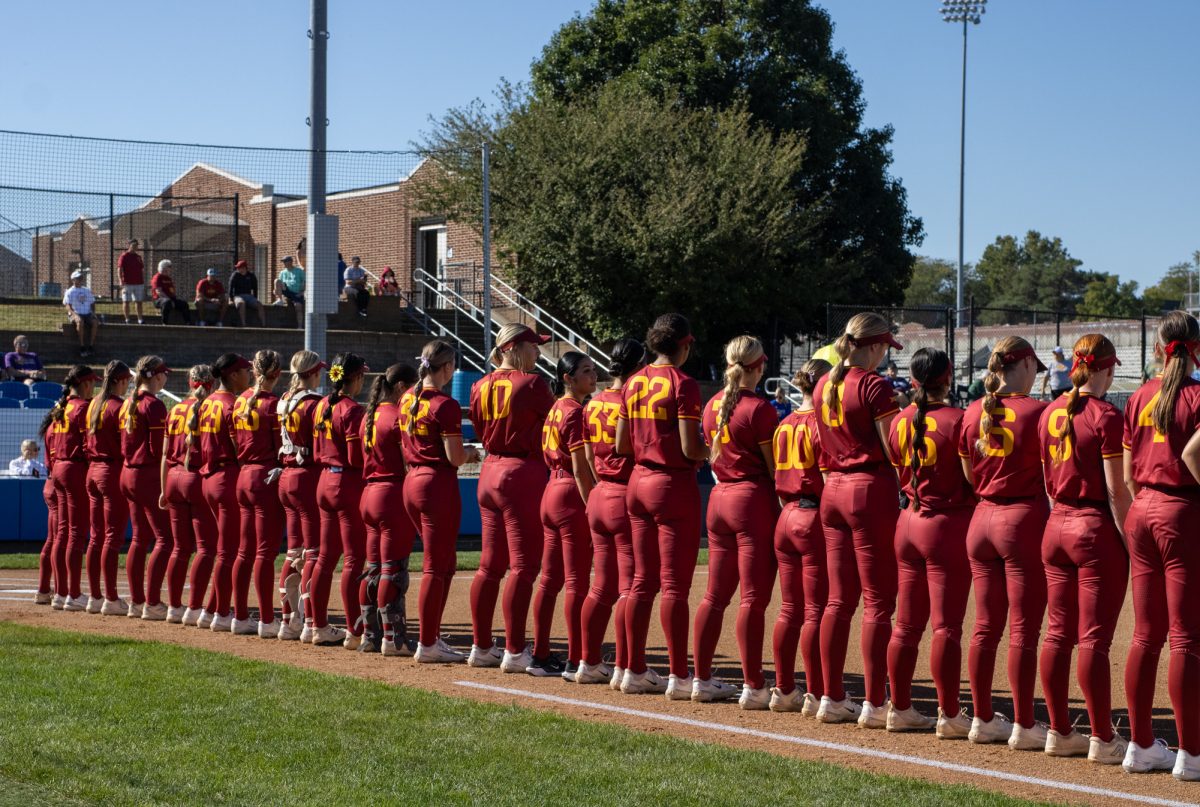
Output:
[0, 398, 21, 409]
[0, 381, 30, 400]
[20, 398, 55, 410]
[29, 381, 63, 399]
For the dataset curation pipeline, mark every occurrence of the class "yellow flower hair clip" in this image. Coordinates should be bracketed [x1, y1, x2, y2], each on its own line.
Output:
[328, 364, 344, 383]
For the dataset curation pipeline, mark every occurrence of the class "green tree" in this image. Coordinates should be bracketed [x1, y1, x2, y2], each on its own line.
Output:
[976, 231, 1089, 313]
[903, 256, 988, 309]
[1142, 261, 1193, 314]
[1080, 273, 1142, 318]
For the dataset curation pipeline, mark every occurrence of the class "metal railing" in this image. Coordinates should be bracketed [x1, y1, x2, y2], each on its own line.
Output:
[764, 376, 804, 408]
[489, 274, 612, 367]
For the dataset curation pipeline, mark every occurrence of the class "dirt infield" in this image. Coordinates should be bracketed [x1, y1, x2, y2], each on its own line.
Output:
[1, 568, 1196, 807]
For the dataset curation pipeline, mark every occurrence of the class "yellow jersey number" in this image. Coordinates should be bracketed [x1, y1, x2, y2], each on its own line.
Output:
[978, 405, 1016, 458]
[167, 404, 189, 436]
[197, 398, 225, 435]
[895, 415, 939, 468]
[542, 406, 564, 452]
[774, 421, 816, 471]
[312, 400, 332, 441]
[585, 400, 620, 444]
[1135, 391, 1167, 444]
[478, 379, 513, 422]
[50, 401, 78, 435]
[820, 385, 844, 428]
[625, 376, 671, 420]
[396, 394, 431, 438]
[707, 397, 731, 445]
[1045, 408, 1074, 462]
[232, 396, 260, 432]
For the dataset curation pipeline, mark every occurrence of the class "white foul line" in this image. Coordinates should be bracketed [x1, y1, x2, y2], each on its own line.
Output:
[454, 681, 1195, 807]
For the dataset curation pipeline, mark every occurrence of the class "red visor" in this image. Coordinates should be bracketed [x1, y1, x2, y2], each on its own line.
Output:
[76, 370, 100, 384]
[739, 354, 767, 371]
[144, 364, 171, 378]
[852, 332, 904, 351]
[111, 368, 133, 382]
[220, 356, 252, 376]
[1070, 351, 1121, 374]
[999, 346, 1048, 373]
[501, 330, 552, 351]
[299, 361, 328, 379]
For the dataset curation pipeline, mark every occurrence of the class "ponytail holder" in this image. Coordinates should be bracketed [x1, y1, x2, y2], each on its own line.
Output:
[415, 355, 432, 371]
[328, 365, 345, 383]
[1164, 340, 1200, 368]
[190, 380, 213, 390]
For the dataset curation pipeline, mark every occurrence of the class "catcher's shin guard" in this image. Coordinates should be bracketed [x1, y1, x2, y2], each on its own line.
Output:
[358, 562, 383, 650]
[382, 563, 411, 642]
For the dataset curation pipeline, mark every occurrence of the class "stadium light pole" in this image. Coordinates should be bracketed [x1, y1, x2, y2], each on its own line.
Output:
[941, 0, 986, 327]
[305, 0, 336, 361]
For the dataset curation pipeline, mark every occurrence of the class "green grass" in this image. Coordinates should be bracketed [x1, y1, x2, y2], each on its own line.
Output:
[12, 300, 129, 334]
[0, 622, 1041, 806]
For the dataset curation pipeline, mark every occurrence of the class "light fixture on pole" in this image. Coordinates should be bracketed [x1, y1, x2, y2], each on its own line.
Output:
[940, 0, 985, 327]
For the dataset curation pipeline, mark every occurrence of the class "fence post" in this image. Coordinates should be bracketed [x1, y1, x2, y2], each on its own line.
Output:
[482, 141, 493, 366]
[946, 306, 954, 382]
[232, 193, 240, 271]
[825, 302, 831, 339]
[107, 195, 115, 300]
[967, 294, 975, 381]
[34, 226, 40, 295]
[1055, 310, 1061, 349]
[1141, 310, 1147, 379]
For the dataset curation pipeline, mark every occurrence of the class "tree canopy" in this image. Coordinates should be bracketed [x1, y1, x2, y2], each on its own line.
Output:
[903, 256, 986, 310]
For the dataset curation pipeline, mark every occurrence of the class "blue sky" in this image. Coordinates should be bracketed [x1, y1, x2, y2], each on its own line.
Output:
[2, 0, 1196, 288]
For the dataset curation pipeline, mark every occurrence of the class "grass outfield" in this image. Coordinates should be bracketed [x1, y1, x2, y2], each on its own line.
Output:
[0, 623, 1040, 806]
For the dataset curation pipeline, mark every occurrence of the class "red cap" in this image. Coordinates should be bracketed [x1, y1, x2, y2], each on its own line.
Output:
[234, 260, 248, 269]
[501, 330, 552, 351]
[852, 332, 904, 351]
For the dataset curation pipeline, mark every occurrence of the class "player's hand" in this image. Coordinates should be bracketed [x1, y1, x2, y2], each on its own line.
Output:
[465, 446, 481, 464]
[158, 494, 168, 510]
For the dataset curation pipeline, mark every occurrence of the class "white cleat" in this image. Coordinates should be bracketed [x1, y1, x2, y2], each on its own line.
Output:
[887, 704, 935, 732]
[769, 687, 805, 713]
[1008, 721, 1050, 751]
[1123, 738, 1175, 773]
[197, 609, 215, 629]
[381, 637, 418, 657]
[1045, 728, 1090, 757]
[277, 617, 303, 641]
[311, 625, 346, 646]
[1088, 732, 1128, 765]
[85, 596, 103, 614]
[209, 612, 233, 632]
[620, 667, 668, 695]
[816, 696, 862, 724]
[141, 603, 168, 621]
[100, 598, 129, 617]
[467, 643, 504, 668]
[1175, 749, 1200, 782]
[858, 699, 890, 729]
[575, 661, 614, 684]
[257, 620, 280, 639]
[969, 712, 1012, 744]
[34, 591, 52, 605]
[500, 647, 533, 674]
[230, 616, 257, 635]
[739, 685, 771, 711]
[299, 624, 314, 644]
[666, 673, 695, 702]
[415, 639, 466, 664]
[801, 692, 820, 718]
[51, 594, 67, 610]
[936, 708, 972, 740]
[127, 602, 145, 619]
[690, 676, 736, 703]
[165, 606, 186, 624]
[609, 666, 625, 692]
[181, 607, 202, 627]
[343, 632, 362, 651]
[63, 595, 88, 612]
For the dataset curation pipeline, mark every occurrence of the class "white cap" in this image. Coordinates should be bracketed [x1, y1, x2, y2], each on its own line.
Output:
[70, 270, 84, 280]
[157, 259, 172, 272]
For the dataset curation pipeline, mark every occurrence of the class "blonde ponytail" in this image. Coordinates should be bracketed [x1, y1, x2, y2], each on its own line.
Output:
[822, 312, 891, 415]
[974, 335, 1035, 456]
[711, 335, 763, 462]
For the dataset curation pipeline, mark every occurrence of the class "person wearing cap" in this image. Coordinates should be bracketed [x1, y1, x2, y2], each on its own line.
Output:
[195, 268, 228, 327]
[4, 335, 47, 384]
[229, 260, 265, 328]
[1041, 347, 1072, 400]
[63, 271, 99, 358]
[85, 360, 134, 616]
[149, 260, 191, 325]
[117, 239, 146, 325]
[343, 256, 370, 318]
[273, 256, 306, 316]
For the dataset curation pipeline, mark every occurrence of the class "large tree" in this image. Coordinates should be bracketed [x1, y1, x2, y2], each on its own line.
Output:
[903, 256, 988, 309]
[1142, 258, 1195, 314]
[975, 231, 1092, 314]
[1080, 273, 1142, 318]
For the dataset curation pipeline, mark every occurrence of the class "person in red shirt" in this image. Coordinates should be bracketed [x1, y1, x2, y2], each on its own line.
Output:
[885, 348, 975, 736]
[231, 351, 285, 637]
[276, 350, 326, 641]
[194, 268, 228, 327]
[358, 363, 419, 655]
[85, 360, 132, 615]
[402, 340, 480, 662]
[694, 335, 779, 710]
[958, 336, 1049, 749]
[811, 312, 902, 726]
[150, 260, 191, 325]
[117, 238, 146, 324]
[579, 339, 647, 687]
[199, 353, 251, 632]
[1122, 311, 1200, 778]
[310, 353, 369, 647]
[118, 355, 172, 620]
[532, 352, 598, 679]
[40, 365, 97, 610]
[162, 364, 217, 624]
[615, 313, 708, 697]
[769, 358, 831, 716]
[1035, 334, 1130, 763]
[468, 324, 555, 672]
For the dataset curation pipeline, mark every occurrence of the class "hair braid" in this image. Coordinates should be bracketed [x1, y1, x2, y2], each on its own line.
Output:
[906, 348, 951, 511]
[974, 336, 1033, 456]
[409, 340, 456, 433]
[1152, 311, 1199, 435]
[88, 360, 129, 434]
[41, 365, 92, 438]
[710, 336, 763, 462]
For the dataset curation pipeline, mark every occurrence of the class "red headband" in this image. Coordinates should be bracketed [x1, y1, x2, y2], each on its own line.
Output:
[851, 332, 904, 351]
[501, 330, 552, 351]
[1164, 340, 1200, 368]
[298, 361, 328, 379]
[738, 353, 767, 371]
[190, 380, 213, 390]
[1070, 351, 1121, 374]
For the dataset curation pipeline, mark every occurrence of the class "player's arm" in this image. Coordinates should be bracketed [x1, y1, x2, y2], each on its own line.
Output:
[1123, 448, 1138, 498]
[1180, 429, 1200, 488]
[679, 418, 708, 462]
[571, 446, 596, 503]
[1103, 454, 1131, 543]
[159, 435, 170, 510]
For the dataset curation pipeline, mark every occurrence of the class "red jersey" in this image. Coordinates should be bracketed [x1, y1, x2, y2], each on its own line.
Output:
[469, 369, 555, 460]
[119, 391, 168, 468]
[233, 389, 281, 465]
[889, 403, 973, 510]
[363, 402, 407, 480]
[197, 390, 239, 475]
[543, 398, 586, 474]
[164, 399, 200, 469]
[773, 409, 825, 502]
[702, 389, 777, 484]
[813, 367, 900, 472]
[585, 388, 631, 483]
[118, 250, 144, 285]
[399, 388, 462, 468]
[280, 393, 321, 468]
[1123, 377, 1200, 490]
[196, 278, 224, 300]
[619, 363, 702, 470]
[959, 393, 1047, 499]
[45, 396, 89, 462]
[85, 395, 125, 462]
[150, 272, 176, 301]
[313, 395, 365, 469]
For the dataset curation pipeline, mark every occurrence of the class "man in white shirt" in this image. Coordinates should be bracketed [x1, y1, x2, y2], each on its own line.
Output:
[8, 440, 48, 478]
[63, 270, 99, 358]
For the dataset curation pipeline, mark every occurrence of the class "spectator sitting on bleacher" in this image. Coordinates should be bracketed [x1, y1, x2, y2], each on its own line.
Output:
[343, 256, 370, 318]
[8, 439, 48, 478]
[377, 266, 399, 296]
[4, 335, 47, 384]
[195, 267, 228, 327]
[885, 360, 913, 406]
[150, 260, 192, 325]
[229, 260, 265, 327]
[273, 256, 306, 308]
[63, 270, 99, 358]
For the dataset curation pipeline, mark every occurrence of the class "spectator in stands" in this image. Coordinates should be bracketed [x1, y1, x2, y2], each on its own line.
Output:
[117, 239, 146, 325]
[8, 440, 48, 478]
[377, 266, 399, 297]
[1041, 346, 1072, 399]
[770, 386, 793, 421]
[884, 360, 913, 406]
[4, 335, 47, 384]
[150, 260, 191, 325]
[195, 267, 228, 327]
[229, 260, 265, 327]
[336, 251, 346, 291]
[343, 256, 370, 318]
[63, 271, 99, 358]
[273, 256, 306, 309]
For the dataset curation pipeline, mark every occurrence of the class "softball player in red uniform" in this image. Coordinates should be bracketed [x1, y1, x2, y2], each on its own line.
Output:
[1036, 334, 1130, 763]
[885, 348, 975, 736]
[311, 352, 368, 647]
[36, 463, 56, 604]
[532, 351, 598, 679]
[468, 324, 555, 672]
[86, 361, 132, 615]
[277, 350, 326, 641]
[769, 358, 831, 716]
[402, 340, 479, 663]
[40, 366, 97, 610]
[695, 336, 778, 709]
[200, 353, 251, 631]
[119, 355, 172, 620]
[359, 363, 419, 655]
[162, 365, 216, 624]
[812, 313, 902, 726]
[579, 339, 647, 687]
[1122, 311, 1200, 779]
[616, 313, 708, 698]
[232, 350, 285, 637]
[959, 336, 1049, 748]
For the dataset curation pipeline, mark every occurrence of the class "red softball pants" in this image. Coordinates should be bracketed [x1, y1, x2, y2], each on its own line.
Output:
[534, 474, 593, 662]
[279, 466, 319, 622]
[39, 478, 56, 595]
[164, 466, 214, 610]
[694, 480, 778, 690]
[203, 465, 241, 617]
[1039, 502, 1127, 743]
[626, 465, 701, 679]
[234, 464, 285, 623]
[52, 461, 89, 599]
[471, 457, 547, 653]
[120, 465, 173, 607]
[404, 466, 460, 647]
[773, 500, 828, 698]
[582, 480, 635, 667]
[87, 461, 129, 601]
[887, 505, 972, 715]
[313, 468, 365, 630]
[1124, 487, 1200, 755]
[966, 497, 1049, 728]
[819, 467, 899, 706]
[362, 478, 417, 634]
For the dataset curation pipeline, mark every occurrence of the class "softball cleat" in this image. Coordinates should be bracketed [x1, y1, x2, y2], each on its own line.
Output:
[50, 594, 67, 610]
[1045, 728, 1090, 757]
[414, 640, 466, 664]
[500, 647, 533, 674]
[311, 625, 346, 646]
[100, 598, 129, 617]
[165, 606, 186, 624]
[689, 676, 734, 703]
[768, 687, 805, 713]
[257, 620, 280, 639]
[85, 596, 103, 614]
[1008, 721, 1049, 751]
[816, 696, 862, 724]
[1123, 738, 1175, 773]
[1087, 732, 1128, 765]
[141, 603, 168, 622]
[620, 668, 667, 695]
[126, 602, 145, 619]
[209, 612, 233, 632]
[936, 708, 972, 740]
[886, 704, 935, 732]
[738, 685, 771, 711]
[968, 712, 1012, 744]
[34, 592, 52, 605]
[63, 595, 88, 612]
[467, 643, 504, 668]
[665, 673, 694, 701]
[575, 661, 613, 684]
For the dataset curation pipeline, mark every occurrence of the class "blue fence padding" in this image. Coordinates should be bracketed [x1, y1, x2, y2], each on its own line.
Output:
[21, 398, 56, 410]
[0, 382, 30, 400]
[19, 481, 46, 540]
[0, 398, 21, 409]
[29, 382, 63, 399]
